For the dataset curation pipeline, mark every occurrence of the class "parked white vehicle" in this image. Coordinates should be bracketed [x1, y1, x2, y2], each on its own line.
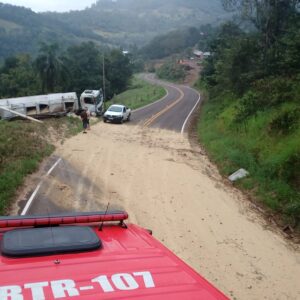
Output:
[103, 104, 131, 123]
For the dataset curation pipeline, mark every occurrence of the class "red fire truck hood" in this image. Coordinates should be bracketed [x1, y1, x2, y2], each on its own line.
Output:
[0, 223, 228, 300]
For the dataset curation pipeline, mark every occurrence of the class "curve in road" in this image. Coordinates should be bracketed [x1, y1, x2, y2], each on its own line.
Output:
[21, 75, 201, 215]
[132, 74, 201, 133]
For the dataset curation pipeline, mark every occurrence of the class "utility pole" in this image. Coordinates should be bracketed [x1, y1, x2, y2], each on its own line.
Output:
[102, 54, 106, 108]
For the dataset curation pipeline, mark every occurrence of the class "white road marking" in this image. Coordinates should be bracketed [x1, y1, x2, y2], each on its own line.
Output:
[143, 88, 184, 127]
[181, 86, 201, 134]
[20, 158, 62, 215]
[46, 158, 62, 175]
[139, 74, 201, 133]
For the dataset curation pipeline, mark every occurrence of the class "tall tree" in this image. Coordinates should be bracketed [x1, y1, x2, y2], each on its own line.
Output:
[222, 0, 300, 47]
[222, 0, 300, 74]
[63, 42, 103, 95]
[106, 49, 133, 96]
[0, 54, 40, 97]
[35, 43, 68, 93]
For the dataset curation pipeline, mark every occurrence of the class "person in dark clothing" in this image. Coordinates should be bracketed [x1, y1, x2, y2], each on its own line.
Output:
[80, 109, 89, 133]
[86, 109, 91, 130]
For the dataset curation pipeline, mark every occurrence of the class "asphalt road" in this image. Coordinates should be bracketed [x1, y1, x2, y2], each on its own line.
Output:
[132, 74, 201, 133]
[20, 76, 201, 215]
[19, 157, 105, 215]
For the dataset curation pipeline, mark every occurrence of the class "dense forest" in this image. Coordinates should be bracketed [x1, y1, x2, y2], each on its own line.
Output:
[140, 24, 216, 81]
[0, 3, 105, 60]
[0, 0, 228, 60]
[140, 27, 201, 59]
[0, 42, 133, 99]
[49, 0, 226, 47]
[197, 0, 300, 225]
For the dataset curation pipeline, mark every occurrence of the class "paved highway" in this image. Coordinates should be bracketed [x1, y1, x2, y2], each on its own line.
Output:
[132, 74, 201, 133]
[19, 75, 201, 215]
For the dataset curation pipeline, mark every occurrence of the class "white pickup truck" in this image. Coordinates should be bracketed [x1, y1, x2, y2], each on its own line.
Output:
[103, 104, 131, 124]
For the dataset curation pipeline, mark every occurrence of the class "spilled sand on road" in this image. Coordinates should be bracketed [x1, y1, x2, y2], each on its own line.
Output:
[55, 122, 300, 300]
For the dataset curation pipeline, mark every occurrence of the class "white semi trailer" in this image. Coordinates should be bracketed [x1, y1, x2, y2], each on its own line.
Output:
[0, 88, 104, 120]
[0, 92, 79, 120]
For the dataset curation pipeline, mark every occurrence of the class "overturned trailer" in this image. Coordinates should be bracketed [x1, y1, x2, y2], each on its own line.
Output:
[0, 92, 79, 120]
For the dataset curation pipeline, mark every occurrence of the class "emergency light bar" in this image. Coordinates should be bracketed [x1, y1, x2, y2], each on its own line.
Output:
[0, 211, 128, 228]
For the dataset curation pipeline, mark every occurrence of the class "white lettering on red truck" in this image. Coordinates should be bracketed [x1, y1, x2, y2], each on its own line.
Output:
[0, 271, 155, 300]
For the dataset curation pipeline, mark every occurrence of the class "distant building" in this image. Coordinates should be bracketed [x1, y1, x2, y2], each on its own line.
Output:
[193, 50, 203, 58]
[192, 50, 211, 59]
[203, 52, 211, 58]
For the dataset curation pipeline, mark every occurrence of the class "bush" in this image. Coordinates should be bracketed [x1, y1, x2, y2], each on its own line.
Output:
[198, 95, 300, 223]
[269, 107, 300, 134]
[234, 76, 299, 125]
[234, 90, 260, 123]
[156, 60, 186, 82]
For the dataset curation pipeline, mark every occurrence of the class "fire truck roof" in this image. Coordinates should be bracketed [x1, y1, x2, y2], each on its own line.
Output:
[0, 211, 228, 300]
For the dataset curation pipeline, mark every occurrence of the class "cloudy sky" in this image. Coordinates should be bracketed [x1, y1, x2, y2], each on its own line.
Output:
[2, 0, 98, 12]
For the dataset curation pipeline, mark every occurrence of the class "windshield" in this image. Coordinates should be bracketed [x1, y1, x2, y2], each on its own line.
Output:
[83, 97, 94, 105]
[108, 106, 123, 113]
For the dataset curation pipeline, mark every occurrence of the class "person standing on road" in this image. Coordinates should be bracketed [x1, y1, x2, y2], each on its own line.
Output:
[86, 108, 91, 130]
[80, 108, 89, 133]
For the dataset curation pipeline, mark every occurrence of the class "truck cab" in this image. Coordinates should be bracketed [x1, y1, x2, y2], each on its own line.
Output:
[79, 90, 104, 116]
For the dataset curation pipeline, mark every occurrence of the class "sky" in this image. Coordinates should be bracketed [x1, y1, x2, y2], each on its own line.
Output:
[2, 0, 98, 12]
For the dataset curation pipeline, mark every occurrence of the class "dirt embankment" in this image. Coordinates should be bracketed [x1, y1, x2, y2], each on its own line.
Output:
[51, 122, 300, 300]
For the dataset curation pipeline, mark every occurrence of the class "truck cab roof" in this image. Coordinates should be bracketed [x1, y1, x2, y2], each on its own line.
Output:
[80, 90, 101, 98]
[0, 211, 228, 300]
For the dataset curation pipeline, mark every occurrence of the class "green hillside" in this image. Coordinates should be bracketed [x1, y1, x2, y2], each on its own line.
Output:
[0, 3, 106, 60]
[0, 0, 228, 60]
[197, 1, 300, 227]
[47, 0, 226, 47]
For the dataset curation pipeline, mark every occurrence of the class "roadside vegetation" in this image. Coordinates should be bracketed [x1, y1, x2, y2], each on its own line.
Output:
[141, 27, 201, 60]
[0, 74, 167, 214]
[107, 76, 166, 110]
[197, 0, 300, 228]
[156, 59, 187, 83]
[0, 42, 132, 99]
[0, 40, 135, 215]
[141, 24, 214, 83]
[197, 89, 299, 227]
[0, 117, 82, 214]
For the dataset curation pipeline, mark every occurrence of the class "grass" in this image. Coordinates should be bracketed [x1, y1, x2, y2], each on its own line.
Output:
[0, 75, 164, 214]
[45, 117, 84, 140]
[0, 117, 82, 214]
[196, 87, 300, 226]
[107, 75, 166, 109]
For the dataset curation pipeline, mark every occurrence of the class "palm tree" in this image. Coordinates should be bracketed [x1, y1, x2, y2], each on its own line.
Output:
[35, 43, 68, 93]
